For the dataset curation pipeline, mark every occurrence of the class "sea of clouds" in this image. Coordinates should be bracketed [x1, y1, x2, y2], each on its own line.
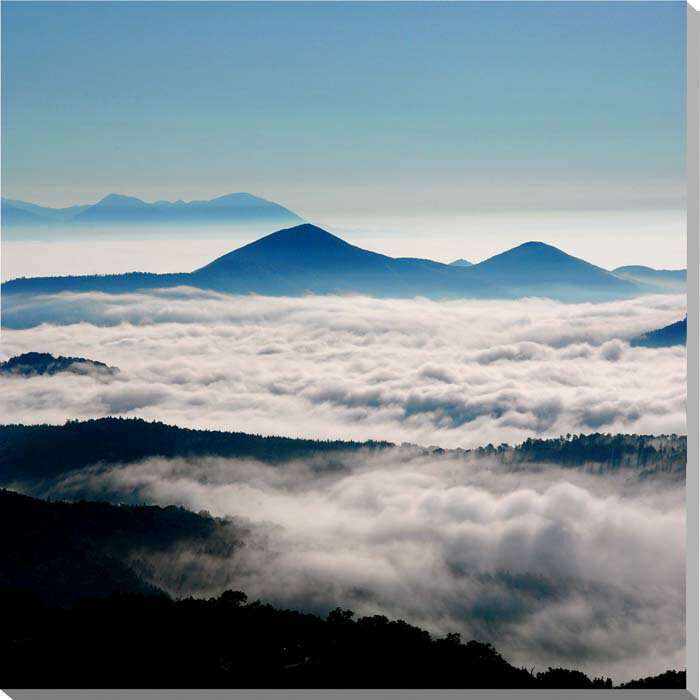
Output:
[0, 289, 688, 681]
[0, 289, 687, 448]
[38, 447, 685, 683]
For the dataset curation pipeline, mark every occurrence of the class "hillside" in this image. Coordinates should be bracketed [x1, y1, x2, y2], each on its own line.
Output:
[2, 224, 653, 303]
[0, 417, 392, 483]
[0, 490, 684, 689]
[631, 317, 687, 348]
[0, 488, 244, 606]
[468, 241, 644, 300]
[1, 192, 303, 229]
[0, 417, 685, 486]
[613, 265, 686, 291]
[0, 352, 118, 377]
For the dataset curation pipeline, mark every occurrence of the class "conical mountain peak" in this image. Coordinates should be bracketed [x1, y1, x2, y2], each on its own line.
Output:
[197, 223, 380, 275]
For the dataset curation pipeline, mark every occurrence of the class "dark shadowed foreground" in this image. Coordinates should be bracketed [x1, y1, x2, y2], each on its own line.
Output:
[0, 420, 686, 685]
[0, 488, 685, 689]
[0, 587, 684, 689]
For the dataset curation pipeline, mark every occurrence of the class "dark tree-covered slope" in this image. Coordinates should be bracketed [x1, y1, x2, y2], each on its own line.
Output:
[0, 489, 685, 688]
[0, 585, 684, 689]
[631, 317, 687, 348]
[0, 488, 244, 606]
[0, 418, 685, 485]
[0, 351, 118, 377]
[0, 417, 392, 482]
[617, 670, 687, 689]
[488, 432, 686, 474]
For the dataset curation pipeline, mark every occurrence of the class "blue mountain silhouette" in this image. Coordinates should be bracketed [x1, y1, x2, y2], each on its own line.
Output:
[2, 223, 654, 303]
[613, 265, 686, 291]
[630, 317, 687, 348]
[1, 192, 303, 228]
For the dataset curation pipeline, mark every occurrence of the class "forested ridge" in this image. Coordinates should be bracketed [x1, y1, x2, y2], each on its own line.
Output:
[0, 417, 686, 484]
[0, 420, 686, 689]
[0, 579, 685, 689]
[0, 463, 686, 688]
[0, 488, 245, 606]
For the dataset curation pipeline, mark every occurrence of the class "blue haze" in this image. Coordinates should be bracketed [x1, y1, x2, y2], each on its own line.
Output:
[1, 1, 687, 268]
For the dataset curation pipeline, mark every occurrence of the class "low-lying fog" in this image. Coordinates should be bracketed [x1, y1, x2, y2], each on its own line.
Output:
[33, 447, 685, 683]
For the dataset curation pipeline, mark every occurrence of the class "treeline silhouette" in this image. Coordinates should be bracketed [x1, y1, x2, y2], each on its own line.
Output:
[3, 271, 189, 296]
[618, 670, 686, 689]
[0, 588, 684, 689]
[0, 351, 117, 377]
[0, 417, 686, 484]
[631, 316, 687, 348]
[474, 432, 686, 474]
[0, 417, 392, 482]
[0, 488, 685, 689]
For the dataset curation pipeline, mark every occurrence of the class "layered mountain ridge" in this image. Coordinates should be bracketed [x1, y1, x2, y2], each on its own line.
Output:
[2, 223, 667, 303]
[1, 192, 303, 231]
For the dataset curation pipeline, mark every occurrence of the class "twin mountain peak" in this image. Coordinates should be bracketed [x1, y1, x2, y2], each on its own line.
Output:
[2, 222, 687, 303]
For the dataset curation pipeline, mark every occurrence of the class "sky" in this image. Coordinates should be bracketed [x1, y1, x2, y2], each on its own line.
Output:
[1, 1, 688, 268]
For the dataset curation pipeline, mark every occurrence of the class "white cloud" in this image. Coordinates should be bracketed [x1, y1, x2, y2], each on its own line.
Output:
[38, 448, 685, 683]
[1, 289, 687, 682]
[0, 291, 687, 447]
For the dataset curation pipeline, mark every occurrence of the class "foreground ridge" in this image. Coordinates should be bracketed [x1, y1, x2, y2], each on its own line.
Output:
[0, 489, 685, 689]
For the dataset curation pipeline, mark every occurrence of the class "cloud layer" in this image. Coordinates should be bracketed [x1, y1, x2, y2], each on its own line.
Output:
[1, 290, 687, 682]
[0, 291, 687, 447]
[36, 448, 685, 683]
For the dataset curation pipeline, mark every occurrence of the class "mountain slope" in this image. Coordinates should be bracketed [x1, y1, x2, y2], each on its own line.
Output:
[630, 317, 687, 348]
[191, 224, 495, 296]
[0, 352, 118, 377]
[1, 271, 191, 301]
[0, 487, 683, 688]
[1, 198, 90, 223]
[0, 488, 243, 606]
[449, 258, 473, 267]
[73, 192, 303, 226]
[1, 193, 304, 232]
[613, 265, 686, 291]
[0, 417, 392, 483]
[613, 265, 686, 281]
[468, 242, 647, 301]
[0, 418, 685, 486]
[1, 201, 47, 225]
[2, 225, 654, 302]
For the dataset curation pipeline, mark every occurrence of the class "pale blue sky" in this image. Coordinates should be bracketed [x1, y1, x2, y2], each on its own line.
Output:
[1, 1, 687, 267]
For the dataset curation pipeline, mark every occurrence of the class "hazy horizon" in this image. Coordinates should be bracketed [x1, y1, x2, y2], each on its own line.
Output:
[2, 1, 687, 270]
[0, 2, 688, 687]
[0, 207, 688, 283]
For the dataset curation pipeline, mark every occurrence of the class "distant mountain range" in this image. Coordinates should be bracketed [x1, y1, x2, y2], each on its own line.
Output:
[1, 223, 679, 305]
[0, 352, 118, 377]
[1, 192, 303, 234]
[612, 265, 686, 291]
[631, 317, 687, 348]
